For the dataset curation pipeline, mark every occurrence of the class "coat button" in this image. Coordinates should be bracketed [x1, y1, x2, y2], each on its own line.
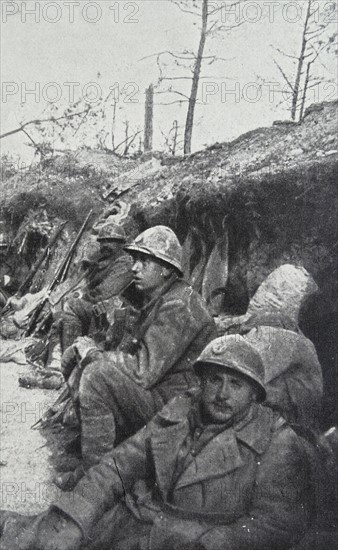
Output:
[159, 514, 164, 520]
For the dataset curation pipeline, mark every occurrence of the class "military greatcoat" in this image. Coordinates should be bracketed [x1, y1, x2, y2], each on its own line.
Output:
[54, 394, 315, 550]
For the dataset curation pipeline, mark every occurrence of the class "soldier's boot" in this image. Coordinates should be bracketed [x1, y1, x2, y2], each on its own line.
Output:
[0, 510, 40, 550]
[19, 370, 64, 390]
[0, 510, 83, 550]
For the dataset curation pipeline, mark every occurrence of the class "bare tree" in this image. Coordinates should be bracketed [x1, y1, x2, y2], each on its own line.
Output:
[0, 107, 91, 142]
[144, 84, 154, 152]
[161, 120, 182, 155]
[123, 121, 130, 156]
[176, 0, 245, 153]
[273, 0, 337, 121]
[111, 121, 141, 157]
[171, 120, 179, 156]
[183, 0, 209, 154]
[0, 77, 132, 157]
[142, 0, 243, 155]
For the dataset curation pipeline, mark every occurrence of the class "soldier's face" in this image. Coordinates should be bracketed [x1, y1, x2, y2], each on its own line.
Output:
[131, 252, 171, 296]
[99, 241, 121, 258]
[200, 366, 256, 425]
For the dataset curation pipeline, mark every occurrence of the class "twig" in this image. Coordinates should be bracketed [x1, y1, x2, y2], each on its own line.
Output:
[112, 130, 141, 154]
[0, 107, 91, 140]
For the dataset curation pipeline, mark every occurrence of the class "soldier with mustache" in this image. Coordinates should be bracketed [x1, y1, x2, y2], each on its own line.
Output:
[0, 336, 317, 550]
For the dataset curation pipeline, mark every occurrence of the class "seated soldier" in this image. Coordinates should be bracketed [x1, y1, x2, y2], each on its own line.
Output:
[0, 335, 317, 550]
[46, 223, 133, 367]
[56, 225, 216, 489]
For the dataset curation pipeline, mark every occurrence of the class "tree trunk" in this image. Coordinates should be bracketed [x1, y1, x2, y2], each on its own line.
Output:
[144, 85, 154, 152]
[123, 121, 129, 156]
[172, 120, 178, 156]
[111, 101, 117, 150]
[291, 0, 312, 120]
[299, 62, 311, 122]
[184, 0, 208, 155]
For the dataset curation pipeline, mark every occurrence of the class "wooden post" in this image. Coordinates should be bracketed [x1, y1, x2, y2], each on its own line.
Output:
[144, 84, 154, 152]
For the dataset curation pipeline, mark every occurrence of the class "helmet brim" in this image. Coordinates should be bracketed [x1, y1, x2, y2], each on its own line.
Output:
[98, 237, 125, 243]
[124, 244, 183, 276]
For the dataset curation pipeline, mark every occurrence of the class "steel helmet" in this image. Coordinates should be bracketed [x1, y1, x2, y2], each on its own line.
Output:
[97, 223, 127, 242]
[125, 225, 183, 275]
[194, 335, 266, 402]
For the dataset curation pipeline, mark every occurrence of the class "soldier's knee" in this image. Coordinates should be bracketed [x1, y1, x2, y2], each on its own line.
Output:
[79, 359, 106, 396]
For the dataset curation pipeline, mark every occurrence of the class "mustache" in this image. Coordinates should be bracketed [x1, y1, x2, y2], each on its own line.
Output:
[212, 400, 232, 409]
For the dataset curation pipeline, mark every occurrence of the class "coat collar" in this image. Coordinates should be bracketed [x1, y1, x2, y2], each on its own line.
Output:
[141, 273, 178, 314]
[155, 396, 276, 456]
[151, 418, 191, 498]
[151, 397, 277, 495]
[235, 404, 275, 455]
[174, 428, 244, 490]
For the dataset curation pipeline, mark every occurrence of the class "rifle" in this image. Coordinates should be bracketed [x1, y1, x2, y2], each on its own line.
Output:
[25, 210, 93, 336]
[55, 209, 93, 284]
[18, 221, 68, 297]
[1, 222, 68, 316]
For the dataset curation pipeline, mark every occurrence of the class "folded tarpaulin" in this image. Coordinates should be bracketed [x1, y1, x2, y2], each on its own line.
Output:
[245, 326, 323, 429]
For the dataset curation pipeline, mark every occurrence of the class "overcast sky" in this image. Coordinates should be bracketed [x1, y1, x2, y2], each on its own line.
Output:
[1, 0, 337, 162]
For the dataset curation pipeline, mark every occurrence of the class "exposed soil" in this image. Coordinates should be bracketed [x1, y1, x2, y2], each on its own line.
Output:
[0, 360, 58, 514]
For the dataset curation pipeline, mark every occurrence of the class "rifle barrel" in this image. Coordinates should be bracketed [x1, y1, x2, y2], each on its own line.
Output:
[17, 221, 68, 297]
[25, 209, 93, 336]
[52, 209, 93, 289]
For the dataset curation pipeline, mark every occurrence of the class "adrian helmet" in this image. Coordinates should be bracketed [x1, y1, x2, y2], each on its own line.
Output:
[125, 225, 183, 275]
[194, 335, 266, 402]
[97, 223, 127, 243]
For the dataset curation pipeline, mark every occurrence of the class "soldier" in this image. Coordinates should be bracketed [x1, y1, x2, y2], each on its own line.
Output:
[0, 335, 318, 550]
[46, 223, 133, 368]
[56, 225, 216, 489]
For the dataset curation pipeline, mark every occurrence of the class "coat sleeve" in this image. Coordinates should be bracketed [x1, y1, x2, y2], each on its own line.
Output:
[116, 294, 214, 389]
[52, 421, 153, 540]
[152, 429, 313, 550]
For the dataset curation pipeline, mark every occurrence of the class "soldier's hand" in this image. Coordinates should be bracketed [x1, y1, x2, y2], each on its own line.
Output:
[74, 336, 100, 366]
[35, 511, 83, 550]
[74, 336, 96, 357]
